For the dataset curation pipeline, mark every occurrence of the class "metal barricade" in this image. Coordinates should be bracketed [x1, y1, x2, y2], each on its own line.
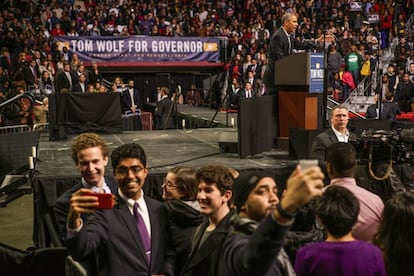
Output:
[33, 123, 49, 131]
[0, 124, 30, 134]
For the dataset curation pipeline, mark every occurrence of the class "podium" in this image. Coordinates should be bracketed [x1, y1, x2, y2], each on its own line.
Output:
[275, 52, 324, 137]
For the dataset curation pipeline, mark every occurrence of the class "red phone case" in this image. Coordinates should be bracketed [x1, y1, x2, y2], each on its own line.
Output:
[83, 191, 114, 209]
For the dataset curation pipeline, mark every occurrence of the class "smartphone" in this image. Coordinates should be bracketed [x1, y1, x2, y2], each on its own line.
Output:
[83, 191, 114, 209]
[298, 159, 318, 170]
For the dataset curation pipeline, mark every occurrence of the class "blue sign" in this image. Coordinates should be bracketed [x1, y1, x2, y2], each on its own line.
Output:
[309, 53, 324, 93]
[54, 36, 221, 63]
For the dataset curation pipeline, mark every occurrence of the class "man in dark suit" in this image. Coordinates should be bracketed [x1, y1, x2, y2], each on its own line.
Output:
[121, 79, 140, 114]
[72, 73, 88, 93]
[366, 93, 401, 120]
[64, 143, 174, 276]
[244, 70, 261, 96]
[239, 82, 257, 99]
[311, 105, 357, 162]
[154, 86, 175, 129]
[55, 62, 76, 92]
[23, 59, 40, 88]
[263, 12, 316, 96]
[54, 133, 118, 276]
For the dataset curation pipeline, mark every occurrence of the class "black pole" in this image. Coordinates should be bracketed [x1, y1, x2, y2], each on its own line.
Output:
[322, 30, 328, 128]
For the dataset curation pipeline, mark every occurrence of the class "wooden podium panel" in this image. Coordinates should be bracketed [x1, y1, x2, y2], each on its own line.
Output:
[279, 90, 318, 137]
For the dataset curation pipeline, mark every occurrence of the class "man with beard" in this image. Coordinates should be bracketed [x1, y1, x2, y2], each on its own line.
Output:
[231, 170, 296, 275]
[64, 143, 174, 275]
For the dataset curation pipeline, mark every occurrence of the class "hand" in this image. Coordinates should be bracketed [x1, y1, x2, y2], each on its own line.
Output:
[67, 188, 100, 229]
[280, 165, 324, 212]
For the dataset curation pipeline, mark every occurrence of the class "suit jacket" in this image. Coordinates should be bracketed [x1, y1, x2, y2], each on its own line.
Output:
[185, 90, 202, 106]
[73, 82, 88, 93]
[365, 104, 378, 119]
[121, 88, 140, 113]
[244, 78, 261, 95]
[239, 88, 258, 99]
[382, 102, 401, 120]
[310, 128, 358, 161]
[247, 64, 262, 79]
[65, 194, 174, 276]
[55, 70, 76, 92]
[23, 65, 39, 86]
[154, 97, 175, 129]
[54, 176, 118, 276]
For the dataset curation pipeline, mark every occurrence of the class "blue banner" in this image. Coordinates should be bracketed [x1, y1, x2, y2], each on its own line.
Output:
[309, 53, 324, 93]
[54, 36, 221, 63]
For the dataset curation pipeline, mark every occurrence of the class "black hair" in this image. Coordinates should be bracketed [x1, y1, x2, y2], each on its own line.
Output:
[316, 185, 359, 238]
[111, 143, 147, 169]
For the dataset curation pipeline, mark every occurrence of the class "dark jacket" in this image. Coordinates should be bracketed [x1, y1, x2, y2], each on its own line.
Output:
[64, 194, 175, 276]
[154, 97, 175, 129]
[165, 200, 202, 276]
[310, 128, 358, 161]
[54, 176, 118, 276]
[231, 215, 295, 276]
[182, 209, 293, 276]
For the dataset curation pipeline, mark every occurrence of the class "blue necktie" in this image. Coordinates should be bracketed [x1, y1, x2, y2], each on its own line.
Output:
[133, 202, 151, 264]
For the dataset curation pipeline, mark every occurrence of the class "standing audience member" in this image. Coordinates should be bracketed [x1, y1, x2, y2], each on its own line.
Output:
[54, 133, 118, 276]
[325, 142, 384, 241]
[182, 164, 325, 276]
[311, 105, 357, 162]
[154, 87, 175, 129]
[231, 170, 296, 276]
[295, 185, 386, 276]
[162, 167, 202, 276]
[55, 62, 75, 92]
[38, 71, 55, 96]
[345, 44, 363, 84]
[64, 143, 175, 275]
[373, 192, 414, 276]
[121, 79, 140, 114]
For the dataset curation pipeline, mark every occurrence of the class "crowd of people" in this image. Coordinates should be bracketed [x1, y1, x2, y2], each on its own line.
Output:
[0, 0, 414, 126]
[44, 131, 413, 276]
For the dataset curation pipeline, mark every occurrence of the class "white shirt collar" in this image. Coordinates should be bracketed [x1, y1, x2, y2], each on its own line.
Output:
[331, 127, 349, 142]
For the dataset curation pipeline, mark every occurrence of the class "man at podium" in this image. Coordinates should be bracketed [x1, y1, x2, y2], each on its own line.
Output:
[263, 12, 317, 96]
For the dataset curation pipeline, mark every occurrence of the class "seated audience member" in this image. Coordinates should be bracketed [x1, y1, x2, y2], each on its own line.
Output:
[231, 170, 295, 275]
[54, 133, 117, 276]
[310, 105, 357, 162]
[326, 142, 384, 241]
[365, 93, 380, 119]
[162, 167, 202, 276]
[63, 143, 174, 275]
[185, 84, 201, 106]
[182, 164, 324, 276]
[295, 185, 386, 276]
[373, 192, 414, 276]
[381, 91, 401, 120]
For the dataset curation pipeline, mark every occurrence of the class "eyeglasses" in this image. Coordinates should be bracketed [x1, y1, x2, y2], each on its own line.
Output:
[115, 165, 145, 176]
[163, 177, 177, 188]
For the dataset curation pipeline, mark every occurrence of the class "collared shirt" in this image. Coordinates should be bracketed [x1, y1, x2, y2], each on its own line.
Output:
[119, 189, 152, 238]
[332, 127, 349, 142]
[329, 177, 384, 241]
[129, 88, 135, 107]
[82, 178, 112, 194]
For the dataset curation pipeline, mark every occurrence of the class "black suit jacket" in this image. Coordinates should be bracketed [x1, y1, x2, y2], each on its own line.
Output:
[310, 128, 358, 161]
[365, 104, 378, 119]
[54, 176, 118, 276]
[65, 194, 174, 276]
[121, 88, 140, 113]
[23, 65, 39, 86]
[55, 70, 76, 92]
[154, 97, 175, 129]
[73, 82, 87, 93]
